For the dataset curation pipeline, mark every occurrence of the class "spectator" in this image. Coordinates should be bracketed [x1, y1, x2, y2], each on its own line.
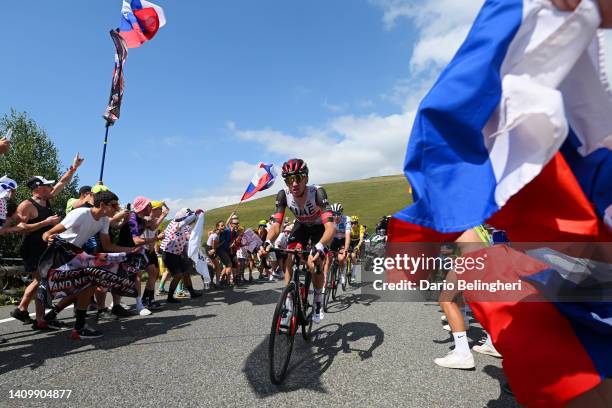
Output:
[65, 185, 93, 213]
[272, 223, 292, 279]
[159, 208, 204, 303]
[112, 196, 156, 316]
[0, 176, 17, 230]
[204, 221, 223, 287]
[9, 153, 84, 325]
[140, 200, 168, 309]
[216, 218, 237, 287]
[40, 189, 140, 339]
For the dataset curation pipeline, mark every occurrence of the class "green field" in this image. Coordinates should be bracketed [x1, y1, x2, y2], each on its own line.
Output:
[204, 174, 412, 232]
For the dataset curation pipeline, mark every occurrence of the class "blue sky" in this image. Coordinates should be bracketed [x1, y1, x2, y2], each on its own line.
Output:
[2, 1, 612, 212]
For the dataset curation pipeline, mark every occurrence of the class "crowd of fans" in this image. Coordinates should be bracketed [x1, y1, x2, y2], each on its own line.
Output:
[0, 140, 324, 341]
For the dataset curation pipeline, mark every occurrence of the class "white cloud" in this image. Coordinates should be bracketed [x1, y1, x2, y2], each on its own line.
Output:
[168, 1, 489, 213]
[233, 111, 414, 185]
[370, 0, 484, 75]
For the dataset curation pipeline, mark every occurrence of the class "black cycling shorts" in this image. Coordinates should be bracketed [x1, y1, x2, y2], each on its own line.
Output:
[287, 223, 325, 250]
[330, 237, 345, 252]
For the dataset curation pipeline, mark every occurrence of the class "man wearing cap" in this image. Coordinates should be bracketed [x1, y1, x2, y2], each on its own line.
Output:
[0, 176, 17, 231]
[65, 185, 93, 214]
[9, 153, 84, 325]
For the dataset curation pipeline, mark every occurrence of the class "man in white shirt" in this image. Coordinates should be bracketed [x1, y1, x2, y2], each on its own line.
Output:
[40, 190, 139, 339]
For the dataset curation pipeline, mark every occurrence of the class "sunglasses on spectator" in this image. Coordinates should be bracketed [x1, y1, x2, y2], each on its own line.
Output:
[284, 174, 305, 185]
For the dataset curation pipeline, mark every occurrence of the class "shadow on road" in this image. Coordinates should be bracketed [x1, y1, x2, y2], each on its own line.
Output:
[243, 321, 384, 397]
[0, 313, 214, 375]
[482, 365, 520, 408]
[325, 290, 380, 314]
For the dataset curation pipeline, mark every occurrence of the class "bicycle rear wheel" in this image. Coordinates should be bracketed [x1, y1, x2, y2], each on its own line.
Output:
[269, 284, 297, 385]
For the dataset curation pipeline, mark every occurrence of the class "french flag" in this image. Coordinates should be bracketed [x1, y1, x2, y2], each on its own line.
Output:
[387, 0, 612, 405]
[119, 0, 166, 49]
[390, 0, 611, 244]
[241, 163, 277, 202]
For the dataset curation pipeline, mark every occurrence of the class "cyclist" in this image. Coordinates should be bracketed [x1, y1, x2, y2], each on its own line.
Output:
[348, 215, 365, 281]
[260, 158, 335, 324]
[329, 203, 351, 287]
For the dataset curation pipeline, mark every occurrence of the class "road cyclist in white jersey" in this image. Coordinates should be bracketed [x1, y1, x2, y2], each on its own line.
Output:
[329, 203, 351, 287]
[260, 158, 336, 324]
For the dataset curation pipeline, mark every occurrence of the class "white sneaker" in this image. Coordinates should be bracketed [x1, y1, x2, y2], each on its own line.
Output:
[473, 340, 502, 358]
[136, 305, 152, 316]
[441, 314, 447, 322]
[269, 273, 274, 281]
[434, 350, 475, 369]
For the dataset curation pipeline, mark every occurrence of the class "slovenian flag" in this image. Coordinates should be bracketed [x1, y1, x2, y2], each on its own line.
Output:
[241, 163, 277, 202]
[386, 0, 612, 406]
[390, 0, 611, 243]
[119, 0, 166, 48]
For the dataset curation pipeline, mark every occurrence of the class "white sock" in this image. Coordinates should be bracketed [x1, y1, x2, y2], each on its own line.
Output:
[452, 331, 470, 355]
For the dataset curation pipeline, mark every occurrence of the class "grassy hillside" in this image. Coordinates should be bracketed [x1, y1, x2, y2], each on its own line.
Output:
[204, 174, 412, 232]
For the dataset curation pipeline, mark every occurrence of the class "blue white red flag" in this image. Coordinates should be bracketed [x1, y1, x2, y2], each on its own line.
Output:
[119, 0, 166, 49]
[241, 163, 277, 201]
[461, 245, 612, 407]
[384, 0, 612, 405]
[389, 0, 611, 243]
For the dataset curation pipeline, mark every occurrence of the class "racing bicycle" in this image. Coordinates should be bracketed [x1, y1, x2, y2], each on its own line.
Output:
[268, 247, 314, 385]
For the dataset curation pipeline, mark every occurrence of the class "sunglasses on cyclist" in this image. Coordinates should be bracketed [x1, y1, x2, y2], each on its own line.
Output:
[284, 174, 305, 186]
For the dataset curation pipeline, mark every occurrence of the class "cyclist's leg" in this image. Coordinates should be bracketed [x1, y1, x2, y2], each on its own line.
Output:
[283, 253, 294, 286]
[306, 225, 326, 322]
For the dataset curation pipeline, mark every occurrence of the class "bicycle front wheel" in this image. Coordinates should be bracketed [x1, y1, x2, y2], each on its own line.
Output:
[301, 272, 314, 342]
[269, 284, 297, 385]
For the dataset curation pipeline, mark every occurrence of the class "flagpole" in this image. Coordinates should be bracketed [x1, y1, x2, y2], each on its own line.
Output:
[98, 122, 111, 183]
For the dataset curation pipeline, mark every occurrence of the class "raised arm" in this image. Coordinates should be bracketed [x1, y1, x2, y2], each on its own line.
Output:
[50, 152, 84, 198]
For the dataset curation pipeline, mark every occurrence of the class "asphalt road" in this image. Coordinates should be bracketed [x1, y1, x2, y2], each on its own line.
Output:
[0, 267, 519, 407]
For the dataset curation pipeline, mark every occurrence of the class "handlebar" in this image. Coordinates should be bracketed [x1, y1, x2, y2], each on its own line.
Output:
[268, 247, 310, 256]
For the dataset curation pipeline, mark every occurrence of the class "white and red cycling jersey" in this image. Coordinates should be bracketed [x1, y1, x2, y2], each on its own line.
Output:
[272, 185, 333, 226]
